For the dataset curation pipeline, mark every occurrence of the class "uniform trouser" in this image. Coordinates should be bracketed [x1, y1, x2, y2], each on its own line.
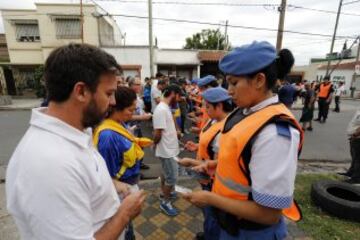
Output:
[347, 138, 360, 179]
[334, 96, 340, 112]
[219, 217, 287, 240]
[201, 183, 221, 240]
[317, 98, 330, 120]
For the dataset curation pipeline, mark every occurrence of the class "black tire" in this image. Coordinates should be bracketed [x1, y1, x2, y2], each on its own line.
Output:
[311, 180, 360, 222]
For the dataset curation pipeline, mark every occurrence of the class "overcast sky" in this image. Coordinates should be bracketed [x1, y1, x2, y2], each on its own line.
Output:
[1, 0, 360, 65]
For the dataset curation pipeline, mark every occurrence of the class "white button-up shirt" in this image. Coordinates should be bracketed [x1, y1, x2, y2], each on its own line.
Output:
[6, 108, 120, 240]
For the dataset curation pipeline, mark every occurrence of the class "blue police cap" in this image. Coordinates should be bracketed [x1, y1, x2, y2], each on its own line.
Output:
[202, 87, 231, 103]
[219, 41, 277, 76]
[191, 78, 199, 84]
[197, 75, 217, 87]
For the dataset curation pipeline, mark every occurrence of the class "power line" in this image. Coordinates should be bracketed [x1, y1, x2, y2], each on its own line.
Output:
[94, 0, 360, 17]
[108, 13, 357, 39]
[343, 0, 360, 5]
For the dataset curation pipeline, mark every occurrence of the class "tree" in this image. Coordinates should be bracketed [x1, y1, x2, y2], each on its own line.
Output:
[184, 29, 229, 50]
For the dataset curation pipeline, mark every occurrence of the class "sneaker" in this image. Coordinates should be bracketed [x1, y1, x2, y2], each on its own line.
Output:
[159, 191, 178, 201]
[307, 127, 313, 131]
[314, 118, 321, 122]
[337, 172, 350, 177]
[160, 201, 178, 216]
[140, 163, 150, 170]
[344, 178, 360, 184]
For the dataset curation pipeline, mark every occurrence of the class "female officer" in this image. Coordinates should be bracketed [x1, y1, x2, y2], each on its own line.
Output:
[179, 87, 234, 240]
[183, 41, 303, 240]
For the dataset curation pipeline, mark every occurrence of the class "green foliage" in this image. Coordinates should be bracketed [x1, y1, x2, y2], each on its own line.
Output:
[34, 65, 46, 98]
[295, 174, 360, 240]
[184, 29, 229, 50]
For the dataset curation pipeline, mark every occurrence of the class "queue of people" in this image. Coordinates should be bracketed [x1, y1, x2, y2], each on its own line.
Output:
[8, 40, 359, 240]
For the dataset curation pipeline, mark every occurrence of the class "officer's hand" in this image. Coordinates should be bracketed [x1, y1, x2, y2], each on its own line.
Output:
[142, 113, 152, 120]
[192, 162, 208, 173]
[184, 141, 198, 152]
[182, 190, 210, 208]
[178, 157, 194, 167]
[119, 190, 146, 220]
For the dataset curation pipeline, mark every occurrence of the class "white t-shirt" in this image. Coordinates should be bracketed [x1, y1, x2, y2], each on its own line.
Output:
[153, 102, 180, 158]
[335, 85, 345, 97]
[6, 108, 121, 240]
[151, 87, 162, 113]
[347, 108, 360, 136]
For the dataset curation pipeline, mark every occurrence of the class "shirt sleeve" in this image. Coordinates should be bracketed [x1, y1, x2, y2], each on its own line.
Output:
[249, 123, 300, 209]
[97, 130, 127, 178]
[153, 108, 167, 130]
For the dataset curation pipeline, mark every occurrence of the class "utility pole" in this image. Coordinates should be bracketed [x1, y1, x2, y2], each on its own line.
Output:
[148, 0, 154, 77]
[351, 36, 360, 98]
[276, 0, 287, 51]
[224, 20, 229, 50]
[325, 0, 343, 77]
[80, 0, 84, 43]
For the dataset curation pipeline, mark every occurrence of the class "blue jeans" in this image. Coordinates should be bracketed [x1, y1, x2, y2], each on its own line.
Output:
[201, 183, 221, 240]
[219, 217, 287, 240]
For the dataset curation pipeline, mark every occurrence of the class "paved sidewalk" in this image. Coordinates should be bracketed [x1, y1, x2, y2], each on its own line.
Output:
[0, 99, 41, 111]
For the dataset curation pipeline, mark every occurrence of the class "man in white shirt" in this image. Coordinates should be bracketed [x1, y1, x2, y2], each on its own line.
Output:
[151, 80, 167, 113]
[6, 44, 146, 240]
[153, 85, 181, 216]
[334, 81, 345, 112]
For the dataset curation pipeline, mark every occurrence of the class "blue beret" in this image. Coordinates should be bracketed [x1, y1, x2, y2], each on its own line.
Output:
[202, 87, 231, 103]
[197, 75, 217, 87]
[219, 41, 277, 76]
[191, 78, 199, 84]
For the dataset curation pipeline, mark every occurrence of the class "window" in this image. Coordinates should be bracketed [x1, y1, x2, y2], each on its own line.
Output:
[55, 18, 81, 39]
[15, 24, 40, 42]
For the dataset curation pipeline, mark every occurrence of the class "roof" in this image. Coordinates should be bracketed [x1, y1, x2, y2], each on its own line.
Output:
[197, 50, 227, 62]
[318, 61, 360, 70]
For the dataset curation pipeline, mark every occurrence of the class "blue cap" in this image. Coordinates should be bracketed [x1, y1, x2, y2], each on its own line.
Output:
[219, 41, 277, 76]
[202, 87, 231, 103]
[197, 75, 217, 87]
[191, 78, 199, 84]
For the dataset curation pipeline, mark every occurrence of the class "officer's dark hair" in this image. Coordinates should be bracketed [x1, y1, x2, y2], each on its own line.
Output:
[112, 86, 137, 112]
[162, 84, 182, 98]
[156, 72, 164, 78]
[245, 49, 294, 90]
[45, 43, 121, 103]
[209, 100, 234, 113]
[201, 80, 219, 89]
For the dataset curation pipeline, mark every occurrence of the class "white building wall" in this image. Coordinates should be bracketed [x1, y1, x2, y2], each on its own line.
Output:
[104, 47, 150, 78]
[316, 69, 354, 96]
[156, 49, 199, 65]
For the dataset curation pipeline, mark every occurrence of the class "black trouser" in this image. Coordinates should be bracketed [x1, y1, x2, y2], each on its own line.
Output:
[334, 96, 340, 112]
[144, 101, 151, 113]
[317, 98, 330, 121]
[347, 138, 360, 179]
[180, 114, 186, 133]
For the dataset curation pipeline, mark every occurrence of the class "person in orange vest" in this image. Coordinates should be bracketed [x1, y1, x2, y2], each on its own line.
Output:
[178, 87, 234, 240]
[314, 75, 334, 123]
[182, 41, 304, 240]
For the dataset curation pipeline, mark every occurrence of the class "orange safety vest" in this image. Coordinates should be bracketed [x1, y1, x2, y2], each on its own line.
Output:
[318, 83, 332, 98]
[197, 120, 224, 161]
[212, 103, 304, 222]
[196, 106, 210, 130]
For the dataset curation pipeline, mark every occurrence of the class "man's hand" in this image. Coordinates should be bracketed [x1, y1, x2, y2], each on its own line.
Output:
[141, 113, 152, 121]
[112, 180, 131, 197]
[182, 190, 210, 208]
[184, 141, 198, 152]
[192, 162, 208, 173]
[119, 190, 147, 220]
[178, 157, 196, 167]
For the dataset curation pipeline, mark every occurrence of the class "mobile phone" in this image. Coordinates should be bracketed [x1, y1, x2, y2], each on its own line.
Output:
[175, 185, 192, 194]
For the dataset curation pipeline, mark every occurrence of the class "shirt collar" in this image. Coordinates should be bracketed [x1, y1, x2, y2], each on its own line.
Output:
[30, 108, 93, 149]
[243, 95, 279, 115]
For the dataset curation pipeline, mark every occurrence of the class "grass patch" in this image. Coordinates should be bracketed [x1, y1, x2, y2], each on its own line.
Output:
[295, 173, 360, 240]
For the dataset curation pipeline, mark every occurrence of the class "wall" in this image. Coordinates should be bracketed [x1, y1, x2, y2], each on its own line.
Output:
[104, 47, 151, 78]
[156, 49, 199, 65]
[317, 69, 354, 96]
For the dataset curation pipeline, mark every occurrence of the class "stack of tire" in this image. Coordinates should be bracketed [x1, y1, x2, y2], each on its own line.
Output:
[311, 180, 360, 222]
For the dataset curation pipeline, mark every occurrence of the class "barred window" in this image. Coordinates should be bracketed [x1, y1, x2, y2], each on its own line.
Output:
[15, 24, 40, 42]
[55, 18, 81, 39]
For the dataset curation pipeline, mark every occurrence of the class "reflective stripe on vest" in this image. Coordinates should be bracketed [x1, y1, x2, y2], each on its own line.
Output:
[213, 103, 304, 222]
[318, 83, 332, 98]
[197, 119, 223, 160]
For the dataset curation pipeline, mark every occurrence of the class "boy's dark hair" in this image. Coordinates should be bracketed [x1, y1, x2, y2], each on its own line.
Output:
[44, 43, 121, 103]
[113, 86, 137, 111]
[156, 72, 164, 78]
[162, 84, 182, 98]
